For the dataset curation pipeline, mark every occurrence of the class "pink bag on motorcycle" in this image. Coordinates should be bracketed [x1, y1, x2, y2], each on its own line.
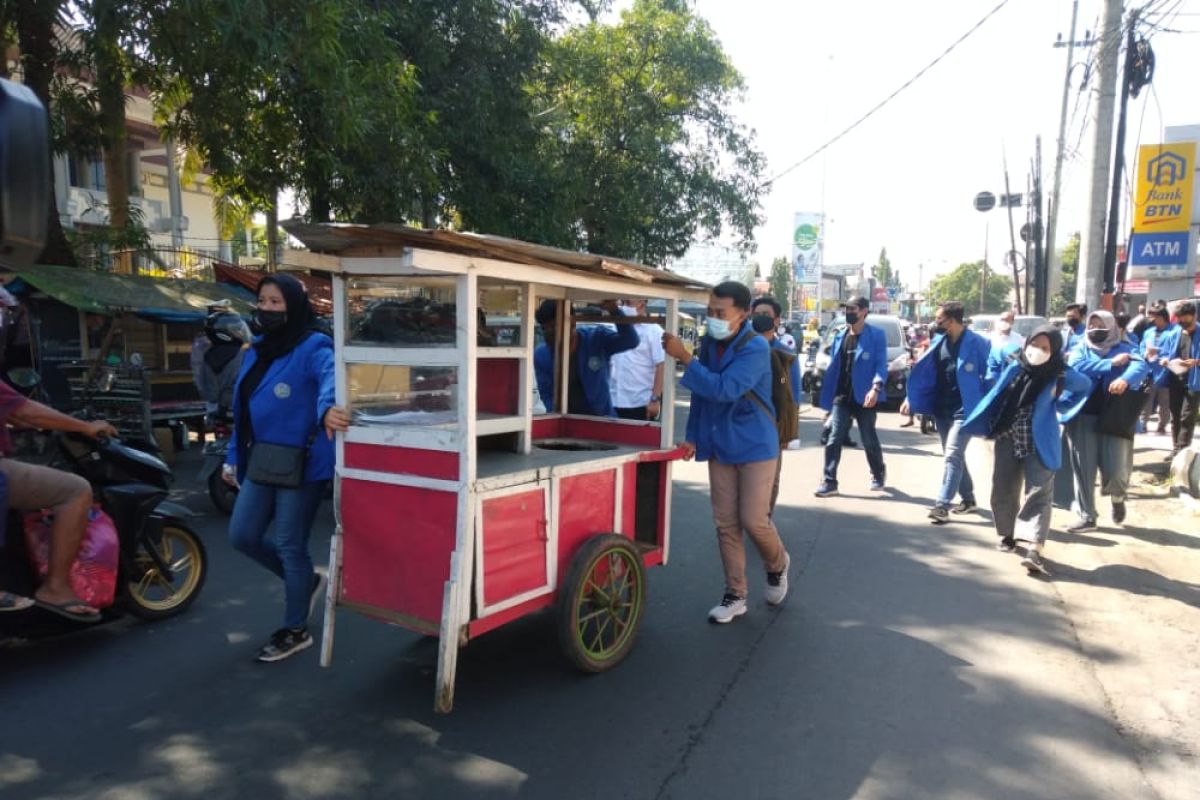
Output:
[24, 506, 120, 609]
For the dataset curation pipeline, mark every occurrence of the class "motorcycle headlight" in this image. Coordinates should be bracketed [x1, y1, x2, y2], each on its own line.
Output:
[888, 353, 910, 372]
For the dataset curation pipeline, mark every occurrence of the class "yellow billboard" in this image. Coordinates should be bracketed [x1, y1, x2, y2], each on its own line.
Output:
[1133, 142, 1195, 232]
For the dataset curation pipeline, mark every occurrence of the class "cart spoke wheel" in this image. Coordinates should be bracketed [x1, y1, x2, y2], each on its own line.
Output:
[558, 534, 646, 673]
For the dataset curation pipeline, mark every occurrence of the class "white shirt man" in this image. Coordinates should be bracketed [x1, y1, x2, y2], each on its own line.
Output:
[610, 299, 665, 420]
[990, 310, 1023, 349]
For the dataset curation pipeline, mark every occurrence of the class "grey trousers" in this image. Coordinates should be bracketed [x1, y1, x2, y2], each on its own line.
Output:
[1067, 413, 1133, 523]
[991, 436, 1055, 546]
[1141, 385, 1171, 430]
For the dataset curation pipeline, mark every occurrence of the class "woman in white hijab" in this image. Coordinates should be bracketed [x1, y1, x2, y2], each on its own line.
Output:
[1063, 310, 1150, 533]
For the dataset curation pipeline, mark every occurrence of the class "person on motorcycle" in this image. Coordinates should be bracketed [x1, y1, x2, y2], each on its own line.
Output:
[196, 310, 251, 423]
[0, 380, 118, 622]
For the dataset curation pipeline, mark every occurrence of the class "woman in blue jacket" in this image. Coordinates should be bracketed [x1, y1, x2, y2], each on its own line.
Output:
[224, 275, 349, 662]
[1064, 310, 1150, 533]
[963, 326, 1090, 573]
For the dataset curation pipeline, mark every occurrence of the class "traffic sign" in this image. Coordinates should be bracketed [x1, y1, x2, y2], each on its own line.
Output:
[974, 191, 996, 212]
[886, 286, 899, 299]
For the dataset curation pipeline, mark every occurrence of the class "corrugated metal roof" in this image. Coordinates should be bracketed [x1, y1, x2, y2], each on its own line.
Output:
[213, 263, 332, 316]
[282, 222, 711, 291]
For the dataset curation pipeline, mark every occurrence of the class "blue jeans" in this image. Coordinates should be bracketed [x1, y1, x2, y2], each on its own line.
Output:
[934, 413, 974, 508]
[823, 399, 885, 484]
[229, 478, 327, 629]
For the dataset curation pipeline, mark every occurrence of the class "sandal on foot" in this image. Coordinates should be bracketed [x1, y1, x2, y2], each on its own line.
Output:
[34, 597, 101, 623]
[0, 591, 36, 612]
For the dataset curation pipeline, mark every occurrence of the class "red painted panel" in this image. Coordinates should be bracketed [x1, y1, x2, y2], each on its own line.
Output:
[531, 417, 565, 439]
[477, 359, 520, 416]
[339, 479, 457, 624]
[563, 417, 662, 447]
[621, 462, 639, 536]
[555, 470, 620, 587]
[467, 593, 556, 639]
[641, 548, 664, 568]
[481, 488, 549, 606]
[344, 443, 459, 481]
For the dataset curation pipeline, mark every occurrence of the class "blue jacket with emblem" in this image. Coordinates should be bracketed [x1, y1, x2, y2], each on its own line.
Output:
[1067, 340, 1151, 396]
[771, 337, 802, 399]
[226, 333, 337, 483]
[535, 322, 638, 417]
[818, 322, 889, 410]
[1140, 323, 1181, 387]
[962, 362, 1092, 471]
[905, 328, 992, 416]
[684, 323, 779, 464]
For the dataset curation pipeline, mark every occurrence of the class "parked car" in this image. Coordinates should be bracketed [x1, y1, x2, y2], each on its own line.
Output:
[969, 314, 1048, 340]
[804, 314, 910, 408]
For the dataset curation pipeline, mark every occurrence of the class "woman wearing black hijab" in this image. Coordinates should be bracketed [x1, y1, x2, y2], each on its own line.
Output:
[224, 275, 349, 662]
[963, 326, 1091, 574]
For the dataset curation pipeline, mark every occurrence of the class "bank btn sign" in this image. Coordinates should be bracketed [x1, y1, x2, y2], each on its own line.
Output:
[1129, 142, 1196, 279]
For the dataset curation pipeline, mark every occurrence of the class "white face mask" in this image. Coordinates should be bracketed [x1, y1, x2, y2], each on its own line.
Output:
[706, 317, 736, 340]
[1024, 346, 1050, 366]
[997, 320, 1013, 333]
[619, 305, 638, 317]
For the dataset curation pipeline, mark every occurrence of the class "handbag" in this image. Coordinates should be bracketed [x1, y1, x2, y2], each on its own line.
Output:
[246, 440, 310, 488]
[1095, 381, 1149, 440]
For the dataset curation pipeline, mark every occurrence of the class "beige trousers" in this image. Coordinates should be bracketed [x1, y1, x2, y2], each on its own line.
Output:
[708, 458, 787, 597]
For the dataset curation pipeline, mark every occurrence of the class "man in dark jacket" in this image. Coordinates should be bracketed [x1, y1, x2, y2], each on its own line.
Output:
[534, 299, 638, 417]
[663, 281, 790, 624]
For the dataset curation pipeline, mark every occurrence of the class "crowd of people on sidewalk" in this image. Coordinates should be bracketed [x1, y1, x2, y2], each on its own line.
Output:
[661, 282, 1199, 624]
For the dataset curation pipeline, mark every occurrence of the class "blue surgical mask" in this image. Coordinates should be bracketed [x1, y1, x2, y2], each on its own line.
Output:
[706, 317, 734, 340]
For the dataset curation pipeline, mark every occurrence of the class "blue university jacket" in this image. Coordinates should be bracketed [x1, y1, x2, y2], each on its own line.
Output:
[535, 322, 638, 417]
[684, 323, 779, 465]
[819, 322, 889, 410]
[227, 333, 337, 483]
[962, 362, 1091, 471]
[1140, 324, 1181, 387]
[1067, 340, 1151, 398]
[1181, 327, 1200, 391]
[905, 328, 992, 416]
[986, 342, 1021, 383]
[771, 337, 802, 399]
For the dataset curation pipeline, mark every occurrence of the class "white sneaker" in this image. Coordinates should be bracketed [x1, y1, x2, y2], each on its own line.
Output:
[708, 593, 747, 624]
[764, 551, 791, 606]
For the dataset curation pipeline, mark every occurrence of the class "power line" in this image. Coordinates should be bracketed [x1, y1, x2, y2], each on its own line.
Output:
[759, 0, 1015, 188]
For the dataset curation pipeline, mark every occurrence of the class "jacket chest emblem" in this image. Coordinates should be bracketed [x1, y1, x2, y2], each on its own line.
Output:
[273, 382, 292, 399]
[587, 356, 603, 372]
[859, 350, 870, 360]
[964, 362, 975, 373]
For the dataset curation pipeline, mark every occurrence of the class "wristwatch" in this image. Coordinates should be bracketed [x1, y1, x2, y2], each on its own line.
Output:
[650, 394, 663, 402]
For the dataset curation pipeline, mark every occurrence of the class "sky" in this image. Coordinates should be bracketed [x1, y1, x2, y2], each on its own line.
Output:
[609, 0, 1200, 289]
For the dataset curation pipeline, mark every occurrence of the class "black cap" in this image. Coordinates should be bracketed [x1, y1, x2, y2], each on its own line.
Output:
[843, 295, 869, 310]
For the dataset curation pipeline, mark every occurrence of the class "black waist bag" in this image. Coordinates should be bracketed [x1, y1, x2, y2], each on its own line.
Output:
[1095, 383, 1149, 440]
[246, 441, 309, 488]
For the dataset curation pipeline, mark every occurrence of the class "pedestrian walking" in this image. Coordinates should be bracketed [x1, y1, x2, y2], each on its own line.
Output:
[225, 275, 351, 662]
[989, 309, 1024, 350]
[900, 301, 991, 524]
[1064, 311, 1150, 532]
[610, 297, 665, 421]
[1062, 303, 1088, 354]
[750, 295, 801, 513]
[1140, 305, 1176, 435]
[963, 326, 1090, 574]
[814, 296, 888, 497]
[1159, 301, 1199, 460]
[661, 281, 790, 624]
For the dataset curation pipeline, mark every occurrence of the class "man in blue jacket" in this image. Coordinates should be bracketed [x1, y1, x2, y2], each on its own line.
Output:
[1159, 301, 1199, 460]
[1063, 303, 1088, 354]
[662, 281, 790, 624]
[535, 299, 638, 417]
[815, 296, 888, 497]
[901, 301, 992, 524]
[1140, 305, 1177, 435]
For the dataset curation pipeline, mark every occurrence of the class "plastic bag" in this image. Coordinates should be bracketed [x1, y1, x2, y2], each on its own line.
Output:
[24, 505, 120, 608]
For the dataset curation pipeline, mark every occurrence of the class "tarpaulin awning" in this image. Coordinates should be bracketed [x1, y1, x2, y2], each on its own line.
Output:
[11, 263, 254, 322]
[213, 263, 332, 316]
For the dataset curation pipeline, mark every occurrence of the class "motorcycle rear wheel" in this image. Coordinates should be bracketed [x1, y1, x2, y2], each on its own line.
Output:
[124, 523, 207, 620]
[207, 470, 238, 516]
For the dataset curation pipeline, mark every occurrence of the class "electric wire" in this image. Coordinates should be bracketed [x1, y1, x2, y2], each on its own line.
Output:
[758, 0, 1015, 188]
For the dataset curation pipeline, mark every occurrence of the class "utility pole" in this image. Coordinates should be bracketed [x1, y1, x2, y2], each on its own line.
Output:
[1102, 8, 1139, 308]
[1047, 0, 1086, 306]
[1077, 0, 1124, 310]
[1002, 149, 1023, 314]
[980, 222, 989, 312]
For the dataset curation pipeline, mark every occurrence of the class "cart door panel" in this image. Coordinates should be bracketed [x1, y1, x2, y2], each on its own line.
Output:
[555, 469, 619, 587]
[479, 486, 550, 610]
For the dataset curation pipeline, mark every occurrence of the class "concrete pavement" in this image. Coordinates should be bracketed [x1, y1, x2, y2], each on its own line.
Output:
[1, 405, 1196, 799]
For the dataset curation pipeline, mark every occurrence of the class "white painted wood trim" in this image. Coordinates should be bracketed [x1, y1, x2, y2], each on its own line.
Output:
[343, 345, 458, 366]
[663, 298, 679, 450]
[337, 466, 462, 493]
[319, 525, 343, 668]
[613, 465, 624, 534]
[344, 425, 460, 451]
[476, 415, 526, 436]
[661, 461, 674, 566]
[520, 284, 537, 454]
[477, 347, 528, 360]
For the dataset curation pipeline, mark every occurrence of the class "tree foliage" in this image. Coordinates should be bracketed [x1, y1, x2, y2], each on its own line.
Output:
[768, 256, 791, 306]
[927, 260, 1013, 317]
[1050, 232, 1080, 315]
[873, 247, 899, 289]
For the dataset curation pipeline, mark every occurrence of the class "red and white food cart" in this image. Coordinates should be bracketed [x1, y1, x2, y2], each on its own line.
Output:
[284, 224, 709, 712]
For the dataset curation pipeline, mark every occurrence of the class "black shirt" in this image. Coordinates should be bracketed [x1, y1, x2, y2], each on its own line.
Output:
[836, 332, 857, 401]
[934, 334, 963, 417]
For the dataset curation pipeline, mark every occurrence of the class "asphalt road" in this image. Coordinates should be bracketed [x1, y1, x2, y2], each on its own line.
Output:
[0, 405, 1180, 800]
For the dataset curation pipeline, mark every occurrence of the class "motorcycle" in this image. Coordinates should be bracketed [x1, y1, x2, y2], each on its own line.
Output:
[1, 432, 207, 638]
[198, 411, 238, 515]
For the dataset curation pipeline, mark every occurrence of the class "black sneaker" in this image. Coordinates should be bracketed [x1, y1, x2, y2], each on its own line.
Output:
[996, 537, 1016, 553]
[1112, 501, 1126, 524]
[928, 506, 949, 525]
[1066, 519, 1097, 534]
[255, 627, 313, 663]
[951, 501, 977, 515]
[1021, 550, 1049, 575]
[814, 482, 839, 498]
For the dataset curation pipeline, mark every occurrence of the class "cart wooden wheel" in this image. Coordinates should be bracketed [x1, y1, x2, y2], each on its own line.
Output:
[557, 534, 646, 673]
